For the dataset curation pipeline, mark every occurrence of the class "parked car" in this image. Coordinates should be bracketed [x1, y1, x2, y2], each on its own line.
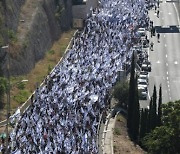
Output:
[138, 86, 148, 100]
[138, 79, 148, 91]
[138, 74, 148, 84]
[140, 71, 148, 76]
[141, 61, 151, 72]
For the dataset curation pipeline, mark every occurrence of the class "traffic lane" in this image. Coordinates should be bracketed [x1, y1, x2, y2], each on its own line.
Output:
[162, 0, 179, 25]
[170, 77, 180, 102]
[167, 61, 180, 102]
[159, 0, 180, 102]
[140, 99, 150, 109]
[148, 32, 170, 103]
[148, 0, 180, 103]
[165, 32, 180, 101]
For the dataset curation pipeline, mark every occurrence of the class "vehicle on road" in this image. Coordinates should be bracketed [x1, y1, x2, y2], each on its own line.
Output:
[141, 61, 151, 72]
[138, 86, 148, 100]
[138, 79, 148, 91]
[140, 71, 148, 76]
[138, 74, 149, 84]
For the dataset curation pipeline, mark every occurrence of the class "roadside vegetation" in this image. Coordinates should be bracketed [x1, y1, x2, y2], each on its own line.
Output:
[0, 29, 75, 120]
[142, 100, 180, 154]
[113, 79, 129, 109]
[113, 53, 179, 153]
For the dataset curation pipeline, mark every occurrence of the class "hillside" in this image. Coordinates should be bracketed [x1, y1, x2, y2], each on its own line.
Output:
[0, 0, 72, 76]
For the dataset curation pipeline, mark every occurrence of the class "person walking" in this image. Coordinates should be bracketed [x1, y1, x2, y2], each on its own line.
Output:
[157, 10, 160, 18]
[157, 33, 160, 42]
[157, 0, 160, 8]
[150, 42, 154, 51]
[154, 4, 157, 13]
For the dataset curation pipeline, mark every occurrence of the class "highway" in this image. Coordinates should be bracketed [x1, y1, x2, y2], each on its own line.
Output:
[148, 0, 180, 105]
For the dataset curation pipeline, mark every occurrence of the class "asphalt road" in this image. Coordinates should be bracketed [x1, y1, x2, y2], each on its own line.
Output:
[148, 0, 180, 105]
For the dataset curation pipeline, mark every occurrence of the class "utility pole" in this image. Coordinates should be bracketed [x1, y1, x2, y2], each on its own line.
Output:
[1, 45, 28, 153]
[1, 45, 10, 153]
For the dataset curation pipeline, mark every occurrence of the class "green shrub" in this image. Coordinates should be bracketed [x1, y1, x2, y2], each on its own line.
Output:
[13, 90, 30, 104]
[48, 65, 52, 74]
[17, 82, 25, 90]
[113, 145, 117, 152]
[116, 115, 124, 122]
[8, 30, 17, 43]
[0, 77, 7, 109]
[113, 80, 129, 108]
[48, 50, 55, 55]
[114, 128, 121, 135]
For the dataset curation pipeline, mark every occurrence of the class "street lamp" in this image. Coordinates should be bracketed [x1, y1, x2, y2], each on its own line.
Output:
[1, 45, 28, 153]
[1, 44, 10, 153]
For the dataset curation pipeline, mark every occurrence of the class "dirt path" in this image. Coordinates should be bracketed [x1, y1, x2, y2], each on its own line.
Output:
[113, 115, 145, 154]
[17, 0, 39, 42]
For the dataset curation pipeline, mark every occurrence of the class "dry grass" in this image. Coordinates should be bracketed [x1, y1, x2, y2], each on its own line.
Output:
[113, 115, 145, 154]
[0, 29, 76, 121]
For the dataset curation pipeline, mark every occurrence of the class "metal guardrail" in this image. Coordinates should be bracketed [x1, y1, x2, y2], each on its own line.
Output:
[0, 30, 78, 128]
[97, 113, 103, 153]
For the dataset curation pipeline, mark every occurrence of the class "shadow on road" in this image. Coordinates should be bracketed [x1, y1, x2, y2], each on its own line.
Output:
[155, 25, 180, 33]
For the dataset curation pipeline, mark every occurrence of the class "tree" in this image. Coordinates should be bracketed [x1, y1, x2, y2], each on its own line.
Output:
[157, 85, 162, 126]
[140, 109, 145, 139]
[131, 76, 140, 142]
[147, 97, 153, 133]
[152, 85, 157, 130]
[127, 52, 135, 132]
[143, 100, 180, 154]
[113, 80, 129, 109]
[139, 108, 149, 141]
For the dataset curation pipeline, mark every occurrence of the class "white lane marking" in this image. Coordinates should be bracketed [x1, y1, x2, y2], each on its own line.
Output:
[164, 35, 166, 38]
[166, 63, 168, 66]
[173, 3, 180, 25]
[165, 44, 167, 47]
[174, 61, 178, 64]
[168, 12, 172, 15]
[170, 97, 172, 101]
[167, 80, 169, 84]
[167, 76, 169, 80]
[167, 71, 169, 75]
[157, 60, 160, 63]
[166, 54, 168, 58]
[168, 84, 170, 88]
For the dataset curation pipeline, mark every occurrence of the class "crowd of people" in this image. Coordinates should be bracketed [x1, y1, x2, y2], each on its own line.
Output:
[2, 0, 150, 153]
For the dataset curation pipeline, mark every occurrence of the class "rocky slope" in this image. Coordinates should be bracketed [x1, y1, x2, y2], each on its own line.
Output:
[0, 0, 72, 75]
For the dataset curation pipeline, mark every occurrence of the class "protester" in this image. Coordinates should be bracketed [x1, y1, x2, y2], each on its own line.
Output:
[157, 9, 160, 18]
[150, 42, 154, 51]
[157, 33, 160, 42]
[9, 0, 149, 153]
